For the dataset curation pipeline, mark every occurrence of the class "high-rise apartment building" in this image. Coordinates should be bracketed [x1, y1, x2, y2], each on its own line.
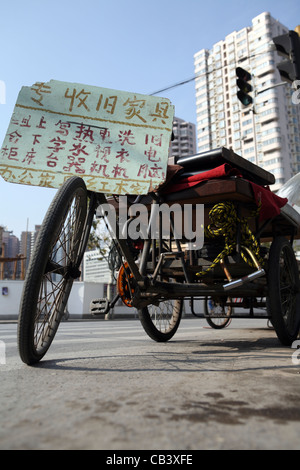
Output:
[169, 117, 197, 164]
[194, 11, 300, 191]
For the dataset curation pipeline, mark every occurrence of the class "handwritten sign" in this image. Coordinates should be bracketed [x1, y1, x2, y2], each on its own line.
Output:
[0, 80, 174, 194]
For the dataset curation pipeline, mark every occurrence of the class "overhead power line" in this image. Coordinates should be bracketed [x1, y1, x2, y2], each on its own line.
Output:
[149, 48, 276, 96]
[150, 76, 196, 96]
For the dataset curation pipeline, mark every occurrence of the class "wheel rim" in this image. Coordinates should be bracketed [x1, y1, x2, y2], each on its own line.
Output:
[33, 189, 85, 354]
[205, 298, 232, 327]
[147, 299, 182, 334]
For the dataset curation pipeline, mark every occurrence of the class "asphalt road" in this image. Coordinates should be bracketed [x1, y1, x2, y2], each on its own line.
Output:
[0, 317, 300, 450]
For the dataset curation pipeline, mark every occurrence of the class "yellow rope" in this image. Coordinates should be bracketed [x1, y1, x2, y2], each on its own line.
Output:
[196, 201, 262, 278]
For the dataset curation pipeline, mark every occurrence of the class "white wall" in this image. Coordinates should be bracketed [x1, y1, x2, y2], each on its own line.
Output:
[0, 280, 24, 320]
[0, 280, 134, 320]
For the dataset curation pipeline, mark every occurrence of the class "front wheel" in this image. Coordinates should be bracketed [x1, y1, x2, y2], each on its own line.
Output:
[267, 236, 300, 346]
[18, 177, 88, 365]
[138, 298, 183, 342]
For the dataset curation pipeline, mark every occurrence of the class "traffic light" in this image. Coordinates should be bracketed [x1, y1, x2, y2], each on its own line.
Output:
[236, 67, 253, 106]
[272, 30, 300, 82]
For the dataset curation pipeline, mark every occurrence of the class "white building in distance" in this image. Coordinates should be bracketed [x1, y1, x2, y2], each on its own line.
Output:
[83, 249, 112, 283]
[170, 117, 197, 164]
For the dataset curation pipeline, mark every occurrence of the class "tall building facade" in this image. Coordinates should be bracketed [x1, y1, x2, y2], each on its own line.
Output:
[194, 11, 300, 191]
[169, 117, 197, 164]
[83, 249, 112, 283]
[20, 231, 33, 272]
[1, 230, 20, 278]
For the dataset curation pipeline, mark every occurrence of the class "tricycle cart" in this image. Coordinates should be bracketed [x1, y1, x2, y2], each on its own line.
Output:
[17, 147, 300, 365]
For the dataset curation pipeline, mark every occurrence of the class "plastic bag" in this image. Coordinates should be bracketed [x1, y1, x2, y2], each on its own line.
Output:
[277, 172, 300, 207]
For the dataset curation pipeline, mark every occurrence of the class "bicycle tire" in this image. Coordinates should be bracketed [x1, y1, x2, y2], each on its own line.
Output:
[204, 297, 232, 329]
[18, 176, 88, 365]
[138, 298, 183, 342]
[267, 236, 300, 346]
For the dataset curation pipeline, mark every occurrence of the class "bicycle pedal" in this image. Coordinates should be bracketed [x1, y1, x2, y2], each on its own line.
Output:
[90, 298, 110, 315]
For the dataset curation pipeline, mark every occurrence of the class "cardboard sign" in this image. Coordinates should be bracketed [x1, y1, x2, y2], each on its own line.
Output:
[0, 80, 174, 194]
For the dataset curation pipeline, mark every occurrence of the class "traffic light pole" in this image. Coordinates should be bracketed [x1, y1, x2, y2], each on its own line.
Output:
[256, 81, 287, 96]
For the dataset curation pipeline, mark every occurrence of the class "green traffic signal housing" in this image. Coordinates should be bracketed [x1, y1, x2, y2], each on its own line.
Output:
[236, 67, 253, 107]
[272, 30, 300, 82]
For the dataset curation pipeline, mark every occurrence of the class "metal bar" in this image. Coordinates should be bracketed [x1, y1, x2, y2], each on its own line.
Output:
[146, 280, 265, 298]
[169, 211, 191, 283]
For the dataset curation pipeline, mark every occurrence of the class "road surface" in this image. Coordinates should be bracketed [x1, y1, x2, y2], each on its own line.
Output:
[0, 318, 300, 450]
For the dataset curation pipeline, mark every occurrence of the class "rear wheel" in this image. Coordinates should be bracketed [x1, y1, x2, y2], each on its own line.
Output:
[18, 177, 88, 365]
[204, 297, 232, 329]
[267, 236, 300, 346]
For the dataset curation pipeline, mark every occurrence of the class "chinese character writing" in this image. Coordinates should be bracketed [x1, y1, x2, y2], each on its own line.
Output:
[36, 116, 47, 129]
[64, 88, 91, 112]
[116, 148, 130, 163]
[30, 82, 51, 107]
[74, 124, 94, 143]
[89, 162, 110, 177]
[55, 120, 70, 136]
[20, 115, 31, 127]
[69, 143, 89, 157]
[94, 145, 111, 163]
[63, 156, 86, 174]
[123, 96, 147, 123]
[46, 137, 66, 167]
[118, 129, 135, 145]
[137, 163, 163, 179]
[111, 164, 128, 179]
[150, 102, 169, 124]
[7, 131, 22, 143]
[32, 134, 42, 145]
[96, 95, 118, 114]
[113, 180, 129, 193]
[19, 169, 34, 184]
[38, 171, 56, 187]
[145, 133, 163, 146]
[22, 148, 36, 165]
[144, 147, 161, 162]
[1, 146, 18, 161]
[129, 182, 144, 193]
[99, 128, 112, 143]
[0, 167, 16, 181]
[63, 143, 89, 174]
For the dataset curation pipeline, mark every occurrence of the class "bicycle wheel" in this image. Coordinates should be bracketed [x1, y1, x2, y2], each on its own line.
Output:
[18, 177, 88, 365]
[204, 297, 232, 329]
[138, 298, 183, 342]
[267, 236, 300, 346]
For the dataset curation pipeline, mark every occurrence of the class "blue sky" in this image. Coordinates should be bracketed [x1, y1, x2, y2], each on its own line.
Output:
[1, 0, 299, 238]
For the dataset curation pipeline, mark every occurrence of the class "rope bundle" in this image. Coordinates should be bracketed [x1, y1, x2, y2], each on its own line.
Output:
[197, 201, 262, 278]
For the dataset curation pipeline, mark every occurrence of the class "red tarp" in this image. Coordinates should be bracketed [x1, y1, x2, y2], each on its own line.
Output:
[163, 163, 288, 222]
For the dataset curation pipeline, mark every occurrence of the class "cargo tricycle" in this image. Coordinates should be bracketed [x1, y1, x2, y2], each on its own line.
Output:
[17, 147, 300, 364]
